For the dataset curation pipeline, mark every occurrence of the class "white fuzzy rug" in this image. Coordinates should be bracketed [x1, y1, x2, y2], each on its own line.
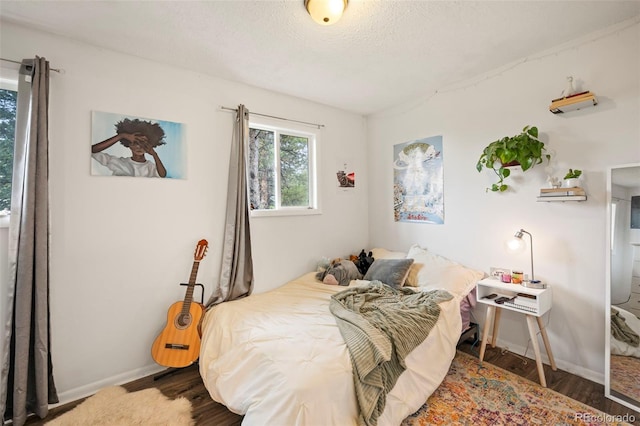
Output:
[45, 386, 194, 425]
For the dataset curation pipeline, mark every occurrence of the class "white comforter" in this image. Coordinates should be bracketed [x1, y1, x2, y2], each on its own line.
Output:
[199, 272, 461, 426]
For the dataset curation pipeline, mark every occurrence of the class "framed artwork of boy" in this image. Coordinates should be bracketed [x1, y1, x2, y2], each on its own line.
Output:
[91, 111, 186, 179]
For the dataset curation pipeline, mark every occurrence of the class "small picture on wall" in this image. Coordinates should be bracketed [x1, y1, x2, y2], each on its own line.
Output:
[393, 135, 443, 223]
[91, 111, 186, 179]
[336, 159, 355, 190]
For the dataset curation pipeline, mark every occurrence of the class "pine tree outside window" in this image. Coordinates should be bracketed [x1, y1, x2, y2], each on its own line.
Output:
[0, 80, 17, 216]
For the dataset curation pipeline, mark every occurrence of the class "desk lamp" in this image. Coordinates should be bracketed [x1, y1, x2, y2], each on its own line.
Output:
[506, 228, 547, 289]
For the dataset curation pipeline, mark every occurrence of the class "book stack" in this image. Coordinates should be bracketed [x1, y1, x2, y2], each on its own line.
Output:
[549, 91, 597, 114]
[503, 296, 538, 314]
[537, 187, 587, 202]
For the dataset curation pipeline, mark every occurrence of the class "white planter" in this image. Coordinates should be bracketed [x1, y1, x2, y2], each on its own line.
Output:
[564, 178, 580, 188]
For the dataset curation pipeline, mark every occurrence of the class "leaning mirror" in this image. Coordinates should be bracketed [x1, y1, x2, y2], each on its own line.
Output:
[606, 163, 640, 412]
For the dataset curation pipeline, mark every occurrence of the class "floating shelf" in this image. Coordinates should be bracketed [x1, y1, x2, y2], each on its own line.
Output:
[537, 195, 587, 202]
[537, 186, 587, 202]
[549, 91, 597, 114]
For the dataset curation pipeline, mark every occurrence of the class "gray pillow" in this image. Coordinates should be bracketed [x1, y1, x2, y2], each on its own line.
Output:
[363, 258, 415, 288]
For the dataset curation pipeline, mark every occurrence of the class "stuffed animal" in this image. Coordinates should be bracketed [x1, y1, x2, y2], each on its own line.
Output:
[316, 259, 362, 286]
[354, 249, 375, 275]
[316, 256, 331, 273]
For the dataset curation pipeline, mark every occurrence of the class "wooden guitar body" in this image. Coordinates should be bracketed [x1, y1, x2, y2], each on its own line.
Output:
[151, 239, 208, 368]
[151, 300, 204, 367]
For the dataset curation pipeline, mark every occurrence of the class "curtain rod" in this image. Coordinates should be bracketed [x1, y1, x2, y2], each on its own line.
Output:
[220, 106, 324, 129]
[612, 196, 631, 202]
[1, 57, 61, 73]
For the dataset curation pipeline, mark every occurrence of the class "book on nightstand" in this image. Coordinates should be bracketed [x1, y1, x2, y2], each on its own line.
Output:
[503, 296, 538, 313]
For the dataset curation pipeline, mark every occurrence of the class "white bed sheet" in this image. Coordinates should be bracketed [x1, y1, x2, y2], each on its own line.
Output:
[199, 272, 461, 426]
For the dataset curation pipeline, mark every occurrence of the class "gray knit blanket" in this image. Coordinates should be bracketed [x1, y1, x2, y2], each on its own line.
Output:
[611, 308, 640, 347]
[329, 281, 453, 426]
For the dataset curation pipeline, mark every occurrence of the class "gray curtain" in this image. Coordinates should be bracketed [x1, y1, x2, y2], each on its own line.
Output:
[0, 57, 58, 425]
[206, 104, 253, 307]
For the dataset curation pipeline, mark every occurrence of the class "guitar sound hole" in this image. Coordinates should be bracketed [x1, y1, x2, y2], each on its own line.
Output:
[175, 313, 192, 329]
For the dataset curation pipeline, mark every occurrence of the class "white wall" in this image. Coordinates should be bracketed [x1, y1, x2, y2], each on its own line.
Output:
[366, 18, 640, 382]
[0, 22, 368, 403]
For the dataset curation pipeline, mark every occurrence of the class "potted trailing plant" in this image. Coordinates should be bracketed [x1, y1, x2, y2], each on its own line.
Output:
[563, 168, 582, 188]
[476, 125, 551, 192]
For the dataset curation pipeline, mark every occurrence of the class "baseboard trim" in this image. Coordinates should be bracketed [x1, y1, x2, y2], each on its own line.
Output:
[491, 338, 604, 385]
[52, 363, 166, 407]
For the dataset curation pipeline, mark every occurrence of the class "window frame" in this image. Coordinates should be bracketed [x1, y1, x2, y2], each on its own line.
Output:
[0, 65, 19, 229]
[247, 116, 321, 218]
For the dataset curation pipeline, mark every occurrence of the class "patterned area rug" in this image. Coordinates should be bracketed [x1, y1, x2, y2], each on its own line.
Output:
[611, 354, 640, 403]
[45, 386, 193, 425]
[402, 351, 631, 426]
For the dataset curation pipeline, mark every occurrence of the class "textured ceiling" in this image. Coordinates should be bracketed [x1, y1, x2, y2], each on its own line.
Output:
[1, 1, 639, 115]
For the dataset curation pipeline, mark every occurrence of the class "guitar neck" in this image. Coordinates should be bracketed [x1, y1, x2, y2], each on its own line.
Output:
[181, 261, 200, 313]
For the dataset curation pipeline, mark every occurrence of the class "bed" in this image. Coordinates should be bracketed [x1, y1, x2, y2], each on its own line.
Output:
[199, 244, 484, 425]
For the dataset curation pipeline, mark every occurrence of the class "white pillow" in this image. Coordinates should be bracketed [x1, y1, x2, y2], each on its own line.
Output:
[405, 244, 484, 298]
[370, 247, 406, 260]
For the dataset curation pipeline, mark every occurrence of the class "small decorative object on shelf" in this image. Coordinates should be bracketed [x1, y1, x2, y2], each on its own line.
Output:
[537, 186, 587, 202]
[563, 168, 582, 188]
[561, 76, 576, 98]
[512, 271, 523, 284]
[546, 175, 562, 188]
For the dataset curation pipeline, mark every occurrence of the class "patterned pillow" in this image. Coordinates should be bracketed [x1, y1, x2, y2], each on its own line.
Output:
[364, 258, 415, 288]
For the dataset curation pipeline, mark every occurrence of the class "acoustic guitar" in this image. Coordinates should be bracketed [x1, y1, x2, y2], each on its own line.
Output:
[151, 239, 208, 368]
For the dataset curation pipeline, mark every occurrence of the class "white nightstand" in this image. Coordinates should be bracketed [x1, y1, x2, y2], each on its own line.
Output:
[477, 278, 557, 387]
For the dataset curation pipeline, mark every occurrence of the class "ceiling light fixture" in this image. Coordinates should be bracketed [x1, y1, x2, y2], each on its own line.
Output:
[305, 0, 348, 26]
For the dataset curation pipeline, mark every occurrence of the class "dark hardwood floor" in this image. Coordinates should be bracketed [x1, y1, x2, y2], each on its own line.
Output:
[25, 341, 640, 425]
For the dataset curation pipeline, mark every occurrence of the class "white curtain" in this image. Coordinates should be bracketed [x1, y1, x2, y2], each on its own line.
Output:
[206, 104, 253, 307]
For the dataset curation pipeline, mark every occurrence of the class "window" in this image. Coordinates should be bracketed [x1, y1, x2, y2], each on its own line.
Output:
[0, 77, 17, 214]
[248, 119, 318, 216]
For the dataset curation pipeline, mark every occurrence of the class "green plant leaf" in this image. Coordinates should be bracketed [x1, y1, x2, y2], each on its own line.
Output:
[477, 125, 551, 193]
[563, 168, 582, 179]
[519, 156, 534, 171]
[499, 149, 517, 165]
